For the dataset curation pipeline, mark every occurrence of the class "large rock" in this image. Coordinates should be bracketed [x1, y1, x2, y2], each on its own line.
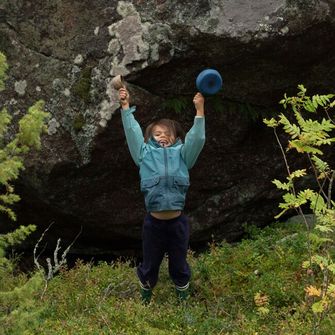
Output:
[1, 0, 335, 256]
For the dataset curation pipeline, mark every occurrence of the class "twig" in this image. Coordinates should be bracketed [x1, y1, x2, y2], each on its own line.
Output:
[327, 171, 335, 209]
[33, 223, 83, 298]
[33, 222, 54, 272]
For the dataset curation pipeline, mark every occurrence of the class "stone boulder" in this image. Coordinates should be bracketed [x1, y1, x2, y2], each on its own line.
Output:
[0, 0, 335, 257]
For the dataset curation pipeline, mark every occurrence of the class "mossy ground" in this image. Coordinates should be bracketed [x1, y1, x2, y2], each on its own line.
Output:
[1, 222, 335, 335]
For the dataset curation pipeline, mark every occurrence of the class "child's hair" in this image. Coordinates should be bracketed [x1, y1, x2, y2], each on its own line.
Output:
[144, 118, 185, 143]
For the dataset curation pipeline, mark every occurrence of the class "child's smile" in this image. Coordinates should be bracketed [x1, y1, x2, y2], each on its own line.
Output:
[152, 125, 176, 147]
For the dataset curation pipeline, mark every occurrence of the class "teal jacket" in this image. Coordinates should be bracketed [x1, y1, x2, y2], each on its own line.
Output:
[121, 106, 205, 212]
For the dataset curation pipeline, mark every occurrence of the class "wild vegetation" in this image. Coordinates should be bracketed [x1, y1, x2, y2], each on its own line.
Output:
[1, 50, 335, 334]
[0, 51, 49, 334]
[1, 221, 333, 335]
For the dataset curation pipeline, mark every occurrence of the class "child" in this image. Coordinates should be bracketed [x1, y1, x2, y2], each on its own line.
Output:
[118, 87, 205, 303]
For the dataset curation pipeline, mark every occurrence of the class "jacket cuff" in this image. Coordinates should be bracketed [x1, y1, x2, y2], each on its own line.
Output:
[121, 106, 136, 114]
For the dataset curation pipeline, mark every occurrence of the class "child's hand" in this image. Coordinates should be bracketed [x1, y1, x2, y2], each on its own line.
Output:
[119, 88, 130, 109]
[193, 92, 205, 116]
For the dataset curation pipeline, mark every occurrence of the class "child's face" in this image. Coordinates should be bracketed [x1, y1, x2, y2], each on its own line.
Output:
[152, 125, 176, 147]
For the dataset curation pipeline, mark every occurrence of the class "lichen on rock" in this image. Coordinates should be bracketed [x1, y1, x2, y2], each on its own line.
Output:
[1, 0, 335, 256]
[14, 80, 27, 96]
[47, 117, 60, 135]
[107, 1, 173, 76]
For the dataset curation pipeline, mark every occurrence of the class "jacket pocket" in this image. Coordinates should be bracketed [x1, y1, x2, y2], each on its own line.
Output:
[173, 176, 190, 194]
[141, 177, 162, 210]
[140, 176, 160, 191]
[173, 176, 190, 187]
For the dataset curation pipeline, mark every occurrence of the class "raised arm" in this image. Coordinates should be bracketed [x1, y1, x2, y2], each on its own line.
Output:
[119, 88, 144, 167]
[181, 93, 206, 169]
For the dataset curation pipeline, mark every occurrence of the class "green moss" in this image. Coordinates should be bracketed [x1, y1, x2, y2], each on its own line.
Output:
[2, 221, 325, 335]
[0, 34, 12, 54]
[207, 18, 219, 30]
[73, 113, 85, 132]
[286, 0, 316, 9]
[72, 67, 92, 103]
[162, 95, 275, 122]
[0, 52, 8, 91]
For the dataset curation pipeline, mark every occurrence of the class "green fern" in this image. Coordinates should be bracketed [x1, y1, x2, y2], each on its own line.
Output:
[279, 114, 301, 138]
[272, 179, 291, 191]
[265, 85, 335, 327]
[162, 97, 189, 114]
[288, 169, 307, 181]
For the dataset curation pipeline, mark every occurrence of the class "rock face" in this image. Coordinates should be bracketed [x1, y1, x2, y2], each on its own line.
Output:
[1, 0, 335, 256]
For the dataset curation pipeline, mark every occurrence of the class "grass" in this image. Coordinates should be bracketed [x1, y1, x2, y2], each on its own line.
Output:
[1, 221, 335, 334]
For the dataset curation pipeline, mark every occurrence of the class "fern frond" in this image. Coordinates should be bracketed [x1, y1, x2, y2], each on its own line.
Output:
[315, 225, 334, 233]
[263, 118, 278, 128]
[315, 138, 335, 146]
[288, 169, 306, 180]
[297, 189, 314, 206]
[297, 84, 307, 97]
[309, 233, 332, 247]
[162, 97, 189, 114]
[279, 114, 300, 138]
[288, 140, 323, 155]
[312, 94, 333, 108]
[309, 191, 326, 213]
[320, 118, 335, 132]
[311, 155, 330, 173]
[303, 99, 317, 113]
[302, 118, 333, 136]
[294, 110, 306, 129]
[272, 179, 291, 190]
[282, 192, 300, 207]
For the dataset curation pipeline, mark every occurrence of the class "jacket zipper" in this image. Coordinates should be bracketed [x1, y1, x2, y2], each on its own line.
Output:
[163, 147, 168, 186]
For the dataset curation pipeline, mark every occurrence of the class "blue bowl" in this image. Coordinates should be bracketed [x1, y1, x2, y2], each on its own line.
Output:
[196, 69, 223, 95]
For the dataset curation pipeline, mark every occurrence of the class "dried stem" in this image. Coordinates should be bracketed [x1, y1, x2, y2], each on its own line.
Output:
[33, 223, 83, 298]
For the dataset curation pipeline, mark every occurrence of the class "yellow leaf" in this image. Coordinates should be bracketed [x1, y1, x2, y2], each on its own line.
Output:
[305, 285, 322, 297]
[257, 306, 270, 315]
[317, 172, 326, 180]
[254, 292, 269, 306]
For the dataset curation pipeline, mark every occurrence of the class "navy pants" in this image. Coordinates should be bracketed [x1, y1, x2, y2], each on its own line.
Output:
[137, 213, 191, 289]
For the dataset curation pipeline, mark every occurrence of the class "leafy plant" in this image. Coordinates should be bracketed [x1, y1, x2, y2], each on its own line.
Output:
[0, 221, 313, 335]
[0, 52, 8, 91]
[162, 94, 274, 124]
[264, 84, 335, 334]
[0, 51, 49, 333]
[162, 96, 190, 114]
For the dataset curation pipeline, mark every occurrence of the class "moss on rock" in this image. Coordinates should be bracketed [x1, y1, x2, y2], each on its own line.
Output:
[72, 67, 92, 103]
[72, 113, 85, 133]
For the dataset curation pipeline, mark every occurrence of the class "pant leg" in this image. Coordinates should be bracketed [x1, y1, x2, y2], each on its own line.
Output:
[137, 214, 167, 289]
[167, 214, 191, 287]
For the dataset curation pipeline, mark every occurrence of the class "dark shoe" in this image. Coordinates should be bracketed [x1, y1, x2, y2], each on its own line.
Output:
[140, 287, 152, 304]
[176, 284, 190, 301]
